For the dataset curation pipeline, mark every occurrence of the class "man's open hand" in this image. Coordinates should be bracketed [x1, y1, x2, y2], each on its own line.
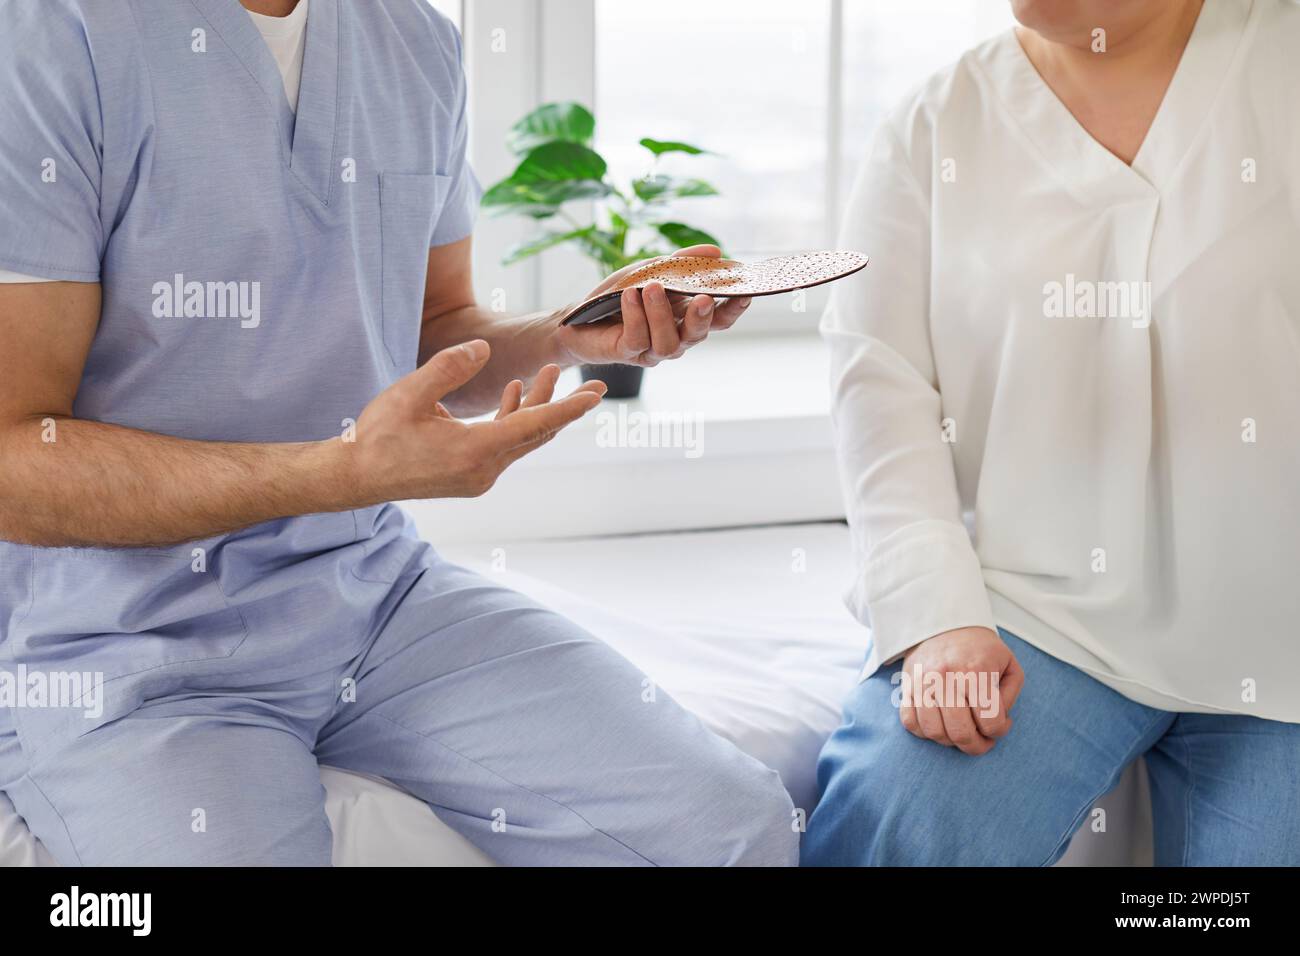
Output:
[342, 340, 605, 503]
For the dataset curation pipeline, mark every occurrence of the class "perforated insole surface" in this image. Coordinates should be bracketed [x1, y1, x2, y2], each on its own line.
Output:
[559, 251, 869, 325]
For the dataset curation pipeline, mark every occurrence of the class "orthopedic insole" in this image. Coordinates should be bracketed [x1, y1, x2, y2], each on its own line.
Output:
[559, 251, 869, 326]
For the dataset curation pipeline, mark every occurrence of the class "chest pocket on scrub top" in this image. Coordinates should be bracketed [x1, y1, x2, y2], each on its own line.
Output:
[379, 172, 446, 371]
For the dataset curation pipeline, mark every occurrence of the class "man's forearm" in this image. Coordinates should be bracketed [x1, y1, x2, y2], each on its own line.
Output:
[420, 305, 569, 416]
[0, 415, 356, 548]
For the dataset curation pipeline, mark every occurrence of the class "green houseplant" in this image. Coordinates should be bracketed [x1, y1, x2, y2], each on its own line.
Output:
[481, 102, 724, 397]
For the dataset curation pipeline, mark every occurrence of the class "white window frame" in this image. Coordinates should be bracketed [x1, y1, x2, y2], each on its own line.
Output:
[460, 0, 596, 322]
[461, 0, 850, 335]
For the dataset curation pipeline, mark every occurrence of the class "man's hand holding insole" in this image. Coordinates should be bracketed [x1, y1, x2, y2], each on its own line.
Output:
[553, 245, 753, 367]
[344, 340, 605, 503]
[898, 626, 1025, 756]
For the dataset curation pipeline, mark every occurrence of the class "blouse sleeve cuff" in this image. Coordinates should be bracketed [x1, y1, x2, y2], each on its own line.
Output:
[848, 519, 998, 675]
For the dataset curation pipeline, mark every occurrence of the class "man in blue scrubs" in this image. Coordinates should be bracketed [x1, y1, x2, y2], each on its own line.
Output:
[0, 0, 794, 866]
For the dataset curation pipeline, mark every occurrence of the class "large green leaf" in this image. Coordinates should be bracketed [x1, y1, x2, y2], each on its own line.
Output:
[640, 138, 710, 157]
[480, 179, 612, 218]
[674, 179, 720, 198]
[631, 176, 669, 202]
[503, 227, 596, 266]
[573, 229, 628, 269]
[606, 210, 630, 250]
[655, 222, 723, 250]
[632, 175, 719, 202]
[509, 141, 608, 185]
[508, 103, 597, 155]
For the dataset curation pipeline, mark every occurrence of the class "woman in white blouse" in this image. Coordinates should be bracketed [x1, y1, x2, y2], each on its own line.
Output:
[804, 0, 1300, 866]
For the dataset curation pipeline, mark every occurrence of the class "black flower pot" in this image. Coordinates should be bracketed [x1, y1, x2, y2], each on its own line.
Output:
[580, 363, 644, 399]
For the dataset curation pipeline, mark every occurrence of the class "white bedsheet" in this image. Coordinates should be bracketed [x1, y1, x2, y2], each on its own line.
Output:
[0, 522, 1147, 865]
[445, 523, 869, 815]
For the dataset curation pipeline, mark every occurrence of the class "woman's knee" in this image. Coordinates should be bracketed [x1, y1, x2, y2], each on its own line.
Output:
[803, 677, 1063, 866]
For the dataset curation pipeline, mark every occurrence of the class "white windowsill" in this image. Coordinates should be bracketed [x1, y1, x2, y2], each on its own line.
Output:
[402, 333, 846, 544]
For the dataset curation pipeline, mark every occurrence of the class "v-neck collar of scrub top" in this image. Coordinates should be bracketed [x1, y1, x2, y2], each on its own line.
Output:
[189, 0, 340, 206]
[974, 0, 1254, 205]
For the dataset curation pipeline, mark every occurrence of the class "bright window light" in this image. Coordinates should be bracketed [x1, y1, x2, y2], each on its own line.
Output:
[427, 0, 461, 30]
[594, 0, 1015, 258]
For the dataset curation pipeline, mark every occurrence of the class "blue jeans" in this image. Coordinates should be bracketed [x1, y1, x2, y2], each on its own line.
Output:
[803, 630, 1300, 866]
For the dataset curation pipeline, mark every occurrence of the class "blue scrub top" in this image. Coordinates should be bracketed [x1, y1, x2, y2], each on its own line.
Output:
[0, 0, 481, 441]
[0, 0, 483, 745]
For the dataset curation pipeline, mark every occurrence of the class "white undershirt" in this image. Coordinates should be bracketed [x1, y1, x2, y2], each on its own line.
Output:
[246, 0, 309, 114]
[0, 1, 309, 284]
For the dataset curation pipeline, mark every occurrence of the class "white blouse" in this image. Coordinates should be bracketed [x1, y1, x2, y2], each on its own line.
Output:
[826, 0, 1300, 722]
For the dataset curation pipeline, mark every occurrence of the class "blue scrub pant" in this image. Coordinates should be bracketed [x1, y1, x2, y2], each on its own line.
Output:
[803, 631, 1300, 866]
[0, 552, 796, 866]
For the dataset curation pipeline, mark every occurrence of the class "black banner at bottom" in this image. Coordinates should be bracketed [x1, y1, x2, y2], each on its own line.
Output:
[0, 865, 1287, 941]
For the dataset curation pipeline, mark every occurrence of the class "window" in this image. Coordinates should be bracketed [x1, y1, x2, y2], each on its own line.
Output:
[595, 0, 1015, 260]
[838, 1, 1017, 205]
[460, 0, 1016, 328]
[426, 0, 461, 30]
[595, 0, 833, 258]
